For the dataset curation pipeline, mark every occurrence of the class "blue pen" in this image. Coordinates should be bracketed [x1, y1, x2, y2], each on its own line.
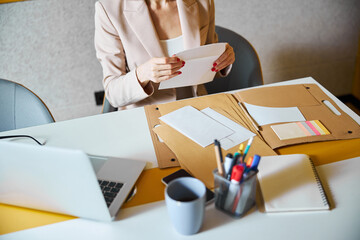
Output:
[244, 154, 261, 175]
[242, 137, 254, 163]
[250, 154, 261, 170]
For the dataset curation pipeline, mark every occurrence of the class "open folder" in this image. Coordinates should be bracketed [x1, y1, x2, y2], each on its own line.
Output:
[144, 83, 360, 188]
[146, 93, 277, 188]
[233, 84, 360, 149]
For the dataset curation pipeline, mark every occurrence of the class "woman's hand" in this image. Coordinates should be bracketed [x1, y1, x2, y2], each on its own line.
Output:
[136, 56, 185, 87]
[212, 43, 235, 72]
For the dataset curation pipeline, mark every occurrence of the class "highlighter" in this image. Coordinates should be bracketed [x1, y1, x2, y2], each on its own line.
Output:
[224, 165, 245, 211]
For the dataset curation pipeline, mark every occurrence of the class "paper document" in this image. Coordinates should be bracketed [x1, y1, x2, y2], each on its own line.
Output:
[159, 106, 255, 149]
[159, 43, 226, 90]
[243, 102, 306, 126]
[201, 108, 256, 150]
[159, 106, 233, 147]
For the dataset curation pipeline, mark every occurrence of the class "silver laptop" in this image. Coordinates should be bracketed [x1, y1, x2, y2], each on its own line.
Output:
[0, 141, 146, 222]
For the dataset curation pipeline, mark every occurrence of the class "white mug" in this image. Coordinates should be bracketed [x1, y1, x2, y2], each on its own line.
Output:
[165, 177, 206, 235]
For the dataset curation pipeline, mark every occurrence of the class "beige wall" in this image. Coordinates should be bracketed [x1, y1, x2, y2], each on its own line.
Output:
[1, 0, 359, 121]
[214, 0, 360, 94]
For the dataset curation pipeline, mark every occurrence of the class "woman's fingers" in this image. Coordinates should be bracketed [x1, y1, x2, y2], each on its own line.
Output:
[155, 71, 182, 82]
[152, 56, 180, 65]
[156, 64, 183, 77]
[152, 58, 185, 71]
[136, 56, 185, 84]
[212, 44, 235, 72]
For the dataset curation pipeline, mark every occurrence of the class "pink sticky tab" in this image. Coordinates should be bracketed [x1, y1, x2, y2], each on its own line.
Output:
[306, 121, 321, 136]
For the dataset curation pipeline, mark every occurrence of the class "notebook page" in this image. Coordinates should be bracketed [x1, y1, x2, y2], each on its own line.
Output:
[257, 154, 329, 212]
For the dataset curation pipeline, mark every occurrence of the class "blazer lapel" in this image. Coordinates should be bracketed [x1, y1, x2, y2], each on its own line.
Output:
[177, 0, 200, 49]
[123, 0, 165, 58]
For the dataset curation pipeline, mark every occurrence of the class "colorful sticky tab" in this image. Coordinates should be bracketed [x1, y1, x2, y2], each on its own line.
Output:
[271, 120, 330, 140]
[314, 120, 331, 135]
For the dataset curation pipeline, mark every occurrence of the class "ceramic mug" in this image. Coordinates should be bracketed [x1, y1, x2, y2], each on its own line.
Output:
[165, 177, 206, 235]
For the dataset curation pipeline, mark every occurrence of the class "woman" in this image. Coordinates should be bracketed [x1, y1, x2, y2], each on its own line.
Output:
[95, 0, 235, 110]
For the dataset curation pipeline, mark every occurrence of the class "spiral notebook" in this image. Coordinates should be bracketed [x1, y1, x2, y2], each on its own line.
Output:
[257, 154, 330, 212]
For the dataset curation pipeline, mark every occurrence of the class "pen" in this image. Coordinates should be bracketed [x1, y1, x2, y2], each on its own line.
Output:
[238, 144, 244, 155]
[224, 153, 233, 177]
[246, 156, 254, 168]
[244, 155, 261, 176]
[214, 139, 225, 177]
[237, 143, 244, 164]
[224, 164, 244, 211]
[242, 137, 253, 163]
[227, 152, 239, 180]
[249, 154, 261, 171]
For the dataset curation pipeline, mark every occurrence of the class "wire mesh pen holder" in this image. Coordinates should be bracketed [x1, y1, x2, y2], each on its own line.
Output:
[213, 169, 258, 218]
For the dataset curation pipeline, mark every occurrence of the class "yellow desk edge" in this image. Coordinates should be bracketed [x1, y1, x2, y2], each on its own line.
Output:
[1, 138, 360, 235]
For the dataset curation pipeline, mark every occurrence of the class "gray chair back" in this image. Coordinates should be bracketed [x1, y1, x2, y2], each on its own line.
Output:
[0, 78, 54, 132]
[102, 95, 117, 113]
[205, 26, 263, 94]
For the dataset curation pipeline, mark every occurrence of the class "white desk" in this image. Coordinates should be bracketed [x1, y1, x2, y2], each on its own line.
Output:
[2, 157, 360, 240]
[0, 106, 158, 168]
[1, 77, 359, 165]
[1, 77, 360, 239]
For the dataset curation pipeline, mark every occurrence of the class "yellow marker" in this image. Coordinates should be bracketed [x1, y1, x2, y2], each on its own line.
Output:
[238, 143, 244, 154]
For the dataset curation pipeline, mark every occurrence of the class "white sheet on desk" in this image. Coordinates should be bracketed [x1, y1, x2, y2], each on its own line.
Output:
[3, 157, 360, 240]
[243, 102, 306, 126]
[201, 107, 255, 150]
[159, 106, 234, 147]
[158, 43, 226, 90]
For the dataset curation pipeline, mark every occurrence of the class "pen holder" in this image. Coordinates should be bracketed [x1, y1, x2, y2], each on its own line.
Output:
[213, 169, 258, 218]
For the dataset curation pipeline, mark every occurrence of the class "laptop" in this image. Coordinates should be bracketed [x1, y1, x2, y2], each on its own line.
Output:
[0, 141, 146, 221]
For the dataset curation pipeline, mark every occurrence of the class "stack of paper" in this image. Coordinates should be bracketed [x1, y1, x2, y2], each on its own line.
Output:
[159, 106, 255, 150]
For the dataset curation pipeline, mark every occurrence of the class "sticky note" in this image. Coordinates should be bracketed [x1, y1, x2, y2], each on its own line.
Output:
[271, 123, 308, 140]
[271, 120, 330, 140]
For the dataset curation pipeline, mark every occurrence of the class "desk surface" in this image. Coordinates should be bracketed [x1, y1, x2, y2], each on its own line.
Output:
[2, 157, 360, 240]
[1, 77, 360, 239]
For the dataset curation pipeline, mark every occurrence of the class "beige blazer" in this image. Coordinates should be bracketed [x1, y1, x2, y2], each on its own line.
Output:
[95, 0, 219, 110]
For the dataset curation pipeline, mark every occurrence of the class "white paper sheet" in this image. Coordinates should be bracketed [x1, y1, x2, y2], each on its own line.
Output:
[158, 43, 226, 90]
[201, 108, 255, 150]
[159, 106, 233, 147]
[243, 102, 306, 126]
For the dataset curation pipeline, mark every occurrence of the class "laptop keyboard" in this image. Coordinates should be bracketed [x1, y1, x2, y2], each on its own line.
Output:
[98, 179, 124, 207]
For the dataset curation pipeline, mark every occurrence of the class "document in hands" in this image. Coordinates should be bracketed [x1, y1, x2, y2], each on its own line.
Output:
[158, 43, 226, 90]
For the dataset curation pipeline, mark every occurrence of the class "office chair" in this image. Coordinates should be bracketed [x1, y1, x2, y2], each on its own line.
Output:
[102, 25, 263, 113]
[0, 78, 55, 132]
[102, 95, 117, 113]
[205, 26, 263, 94]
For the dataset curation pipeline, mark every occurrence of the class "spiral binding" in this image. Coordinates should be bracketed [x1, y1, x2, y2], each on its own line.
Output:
[309, 159, 330, 207]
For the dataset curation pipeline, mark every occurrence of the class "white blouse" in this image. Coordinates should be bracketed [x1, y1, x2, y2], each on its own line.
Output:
[159, 35, 184, 57]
